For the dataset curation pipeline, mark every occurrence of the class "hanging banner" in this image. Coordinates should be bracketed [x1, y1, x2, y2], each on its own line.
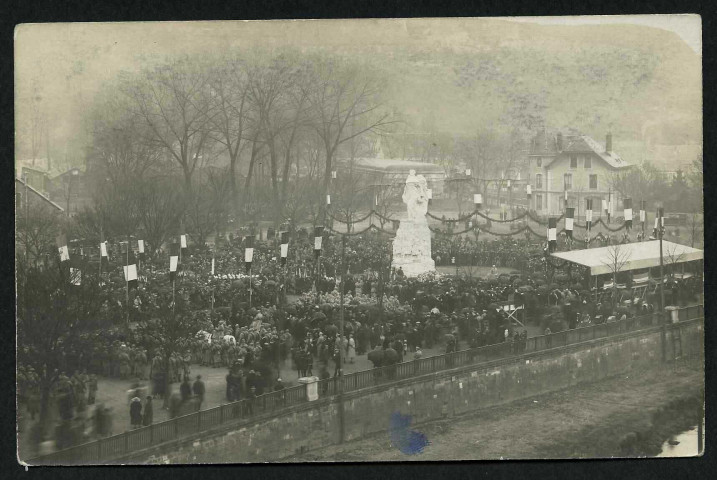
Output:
[180, 234, 187, 249]
[100, 242, 108, 258]
[474, 193, 482, 205]
[138, 239, 145, 254]
[565, 208, 574, 238]
[465, 168, 471, 176]
[211, 257, 215, 276]
[326, 194, 331, 205]
[280, 243, 289, 258]
[526, 184, 532, 197]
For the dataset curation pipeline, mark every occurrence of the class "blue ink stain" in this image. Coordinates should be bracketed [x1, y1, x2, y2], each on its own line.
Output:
[389, 411, 430, 455]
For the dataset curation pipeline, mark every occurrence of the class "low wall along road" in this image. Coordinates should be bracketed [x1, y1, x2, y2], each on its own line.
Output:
[28, 306, 703, 464]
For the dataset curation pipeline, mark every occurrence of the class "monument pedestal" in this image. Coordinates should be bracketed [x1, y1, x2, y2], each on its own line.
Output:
[392, 219, 436, 278]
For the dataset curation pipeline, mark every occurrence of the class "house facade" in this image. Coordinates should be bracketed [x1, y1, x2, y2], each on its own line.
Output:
[527, 130, 633, 217]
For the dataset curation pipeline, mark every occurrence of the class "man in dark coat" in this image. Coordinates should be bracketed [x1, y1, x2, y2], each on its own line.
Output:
[180, 376, 192, 402]
[142, 396, 153, 426]
[192, 375, 205, 409]
[129, 395, 142, 429]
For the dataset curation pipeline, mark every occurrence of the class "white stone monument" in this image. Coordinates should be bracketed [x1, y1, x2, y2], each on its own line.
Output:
[391, 170, 436, 277]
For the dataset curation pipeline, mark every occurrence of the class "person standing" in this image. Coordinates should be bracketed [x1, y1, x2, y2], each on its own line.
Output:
[192, 375, 205, 409]
[87, 374, 98, 405]
[347, 335, 356, 364]
[129, 395, 142, 429]
[142, 396, 153, 426]
[180, 376, 192, 402]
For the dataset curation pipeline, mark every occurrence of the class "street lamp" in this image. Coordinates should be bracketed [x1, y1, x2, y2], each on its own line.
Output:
[657, 204, 667, 362]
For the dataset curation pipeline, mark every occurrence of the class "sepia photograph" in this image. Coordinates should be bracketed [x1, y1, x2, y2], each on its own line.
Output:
[14, 16, 704, 465]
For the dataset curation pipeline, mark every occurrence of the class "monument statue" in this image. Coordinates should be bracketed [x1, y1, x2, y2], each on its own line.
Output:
[391, 170, 436, 277]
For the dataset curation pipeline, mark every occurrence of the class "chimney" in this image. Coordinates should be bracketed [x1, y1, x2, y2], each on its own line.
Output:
[606, 132, 612, 153]
[556, 132, 563, 152]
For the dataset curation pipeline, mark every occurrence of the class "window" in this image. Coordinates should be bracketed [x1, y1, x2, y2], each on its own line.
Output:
[536, 157, 542, 167]
[536, 174, 543, 189]
[564, 173, 573, 190]
[589, 174, 598, 189]
[536, 194, 543, 210]
[570, 155, 578, 168]
[584, 156, 592, 169]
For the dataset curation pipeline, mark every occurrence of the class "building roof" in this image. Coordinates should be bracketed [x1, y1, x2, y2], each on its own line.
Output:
[529, 130, 632, 170]
[342, 157, 446, 174]
[15, 177, 65, 212]
[16, 158, 67, 178]
[551, 240, 702, 276]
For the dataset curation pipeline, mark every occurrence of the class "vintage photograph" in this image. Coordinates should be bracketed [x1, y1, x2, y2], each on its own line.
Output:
[15, 16, 703, 464]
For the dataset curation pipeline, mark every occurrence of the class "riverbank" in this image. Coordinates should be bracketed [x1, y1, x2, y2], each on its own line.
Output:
[286, 361, 703, 461]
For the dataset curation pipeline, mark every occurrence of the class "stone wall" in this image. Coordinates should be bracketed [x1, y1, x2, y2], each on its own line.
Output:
[123, 320, 702, 464]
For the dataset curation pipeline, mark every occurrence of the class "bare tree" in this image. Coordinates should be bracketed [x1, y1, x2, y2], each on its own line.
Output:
[121, 57, 215, 194]
[206, 58, 251, 215]
[302, 56, 394, 222]
[601, 243, 631, 309]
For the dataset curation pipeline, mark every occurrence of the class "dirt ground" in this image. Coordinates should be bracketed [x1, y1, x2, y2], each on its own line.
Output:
[287, 362, 703, 462]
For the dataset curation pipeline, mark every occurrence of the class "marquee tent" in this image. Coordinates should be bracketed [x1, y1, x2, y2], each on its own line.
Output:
[551, 240, 703, 276]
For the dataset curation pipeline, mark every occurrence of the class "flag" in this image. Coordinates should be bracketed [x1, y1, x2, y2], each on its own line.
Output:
[565, 208, 574, 239]
[244, 235, 254, 272]
[547, 217, 557, 252]
[280, 231, 289, 266]
[314, 226, 324, 258]
[624, 198, 633, 230]
[56, 234, 70, 262]
[123, 249, 138, 290]
[99, 230, 109, 261]
[639, 200, 646, 223]
[586, 199, 593, 230]
[69, 254, 83, 286]
[169, 243, 179, 282]
[473, 193, 482, 206]
[180, 234, 187, 249]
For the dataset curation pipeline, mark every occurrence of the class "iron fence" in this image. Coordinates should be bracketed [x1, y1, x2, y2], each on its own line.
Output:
[28, 305, 703, 465]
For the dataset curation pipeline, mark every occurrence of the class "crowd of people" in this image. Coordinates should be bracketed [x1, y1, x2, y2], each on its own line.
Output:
[19, 228, 703, 457]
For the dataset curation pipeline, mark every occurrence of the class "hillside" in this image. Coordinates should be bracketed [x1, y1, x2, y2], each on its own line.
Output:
[15, 18, 701, 165]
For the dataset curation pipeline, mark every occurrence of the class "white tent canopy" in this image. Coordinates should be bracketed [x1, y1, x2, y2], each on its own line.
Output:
[551, 240, 703, 276]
